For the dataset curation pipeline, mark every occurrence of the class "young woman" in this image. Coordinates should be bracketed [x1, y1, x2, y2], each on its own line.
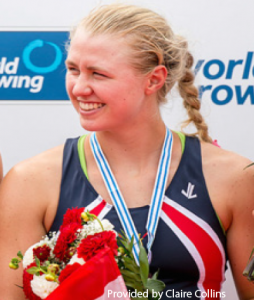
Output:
[0, 4, 254, 300]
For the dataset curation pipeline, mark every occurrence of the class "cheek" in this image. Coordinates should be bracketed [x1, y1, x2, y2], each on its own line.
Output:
[65, 75, 74, 97]
[66, 76, 79, 111]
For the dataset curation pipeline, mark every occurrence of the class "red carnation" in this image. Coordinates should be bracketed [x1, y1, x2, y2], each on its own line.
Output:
[58, 263, 82, 284]
[53, 223, 81, 261]
[33, 245, 51, 263]
[77, 231, 118, 261]
[60, 207, 84, 230]
[53, 235, 68, 261]
[61, 223, 81, 244]
[23, 262, 42, 300]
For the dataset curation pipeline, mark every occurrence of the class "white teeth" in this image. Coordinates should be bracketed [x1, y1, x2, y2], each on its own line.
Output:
[79, 102, 104, 111]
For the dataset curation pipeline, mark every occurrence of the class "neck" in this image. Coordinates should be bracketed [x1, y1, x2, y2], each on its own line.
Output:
[94, 118, 166, 169]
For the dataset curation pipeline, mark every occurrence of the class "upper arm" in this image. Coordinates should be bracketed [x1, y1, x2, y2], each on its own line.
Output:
[0, 153, 3, 184]
[202, 143, 254, 300]
[0, 166, 47, 299]
[0, 146, 63, 300]
[226, 161, 254, 300]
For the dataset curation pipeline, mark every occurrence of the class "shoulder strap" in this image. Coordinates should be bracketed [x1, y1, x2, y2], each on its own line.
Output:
[78, 135, 89, 179]
[175, 131, 186, 154]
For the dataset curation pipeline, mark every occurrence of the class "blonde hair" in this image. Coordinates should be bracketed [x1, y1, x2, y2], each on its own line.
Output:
[71, 4, 212, 142]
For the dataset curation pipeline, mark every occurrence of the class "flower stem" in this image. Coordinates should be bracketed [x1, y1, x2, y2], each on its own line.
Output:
[90, 213, 104, 231]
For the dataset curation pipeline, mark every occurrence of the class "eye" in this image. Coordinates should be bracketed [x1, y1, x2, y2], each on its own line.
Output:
[93, 72, 107, 78]
[65, 60, 80, 75]
[67, 67, 79, 74]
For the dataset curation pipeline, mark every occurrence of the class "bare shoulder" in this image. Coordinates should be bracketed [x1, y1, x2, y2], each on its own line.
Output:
[3, 144, 64, 196]
[201, 141, 254, 192]
[200, 141, 254, 228]
[14, 144, 64, 174]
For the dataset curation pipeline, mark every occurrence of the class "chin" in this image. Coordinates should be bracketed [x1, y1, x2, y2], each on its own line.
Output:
[79, 115, 125, 133]
[79, 118, 105, 133]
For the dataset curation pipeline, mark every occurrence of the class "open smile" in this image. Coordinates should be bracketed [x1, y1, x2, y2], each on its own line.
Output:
[79, 102, 105, 111]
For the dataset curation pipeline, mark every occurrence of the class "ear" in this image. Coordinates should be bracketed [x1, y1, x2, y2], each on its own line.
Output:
[145, 65, 167, 96]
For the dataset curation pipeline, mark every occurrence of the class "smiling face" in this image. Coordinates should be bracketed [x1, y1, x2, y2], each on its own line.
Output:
[66, 28, 160, 133]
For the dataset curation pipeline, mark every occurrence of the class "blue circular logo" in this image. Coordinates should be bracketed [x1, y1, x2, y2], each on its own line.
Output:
[22, 39, 62, 73]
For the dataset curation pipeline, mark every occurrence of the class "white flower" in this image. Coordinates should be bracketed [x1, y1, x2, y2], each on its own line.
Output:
[68, 253, 86, 265]
[90, 219, 114, 233]
[44, 231, 59, 248]
[22, 245, 35, 269]
[31, 274, 59, 299]
[101, 219, 115, 231]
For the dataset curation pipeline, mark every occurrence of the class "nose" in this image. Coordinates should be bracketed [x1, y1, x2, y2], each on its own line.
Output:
[72, 75, 93, 97]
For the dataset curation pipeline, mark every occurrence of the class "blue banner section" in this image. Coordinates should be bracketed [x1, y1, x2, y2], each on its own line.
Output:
[0, 31, 69, 100]
[194, 52, 254, 105]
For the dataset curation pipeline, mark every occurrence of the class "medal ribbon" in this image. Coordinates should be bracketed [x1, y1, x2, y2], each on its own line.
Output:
[90, 128, 173, 265]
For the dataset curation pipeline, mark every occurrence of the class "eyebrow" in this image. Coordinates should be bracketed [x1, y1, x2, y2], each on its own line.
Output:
[65, 59, 77, 67]
[87, 65, 107, 72]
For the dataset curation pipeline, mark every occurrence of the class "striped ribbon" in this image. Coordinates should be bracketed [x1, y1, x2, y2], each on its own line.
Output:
[90, 128, 173, 265]
[146, 128, 173, 262]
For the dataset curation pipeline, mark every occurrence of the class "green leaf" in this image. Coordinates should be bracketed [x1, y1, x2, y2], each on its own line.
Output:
[122, 257, 140, 274]
[244, 162, 254, 170]
[118, 231, 134, 254]
[125, 280, 144, 292]
[17, 251, 23, 260]
[11, 258, 20, 264]
[249, 249, 254, 260]
[26, 266, 40, 275]
[243, 256, 254, 274]
[151, 270, 159, 280]
[119, 239, 130, 251]
[118, 230, 127, 241]
[41, 266, 48, 273]
[128, 235, 134, 253]
[146, 278, 165, 292]
[139, 242, 149, 286]
[14, 284, 23, 289]
[121, 269, 142, 282]
[243, 256, 254, 281]
[34, 256, 40, 268]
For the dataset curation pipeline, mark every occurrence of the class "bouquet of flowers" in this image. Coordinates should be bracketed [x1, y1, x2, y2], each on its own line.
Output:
[10, 207, 165, 300]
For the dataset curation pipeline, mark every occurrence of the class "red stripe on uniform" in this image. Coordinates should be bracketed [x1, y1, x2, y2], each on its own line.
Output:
[90, 199, 107, 216]
[162, 201, 223, 300]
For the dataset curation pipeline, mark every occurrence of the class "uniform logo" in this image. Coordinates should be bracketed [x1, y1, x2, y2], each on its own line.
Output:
[181, 183, 197, 199]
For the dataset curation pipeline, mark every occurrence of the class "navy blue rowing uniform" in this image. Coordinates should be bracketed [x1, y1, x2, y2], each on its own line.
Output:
[50, 136, 227, 300]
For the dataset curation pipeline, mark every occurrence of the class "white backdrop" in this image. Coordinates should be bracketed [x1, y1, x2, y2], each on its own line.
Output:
[1, 0, 254, 299]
